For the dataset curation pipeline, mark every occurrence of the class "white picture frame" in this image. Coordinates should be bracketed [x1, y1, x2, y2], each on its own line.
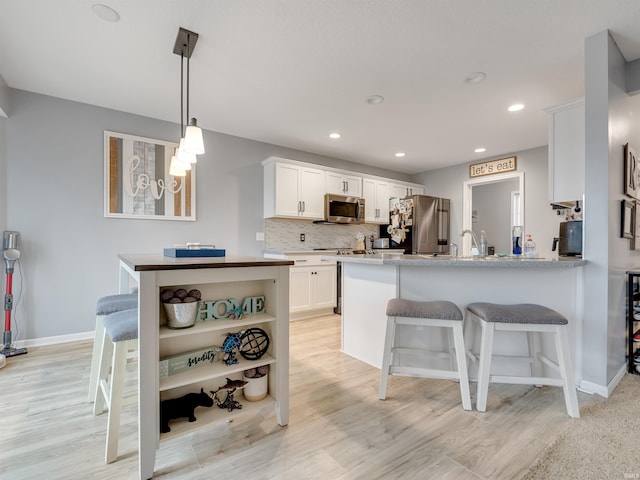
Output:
[104, 131, 196, 221]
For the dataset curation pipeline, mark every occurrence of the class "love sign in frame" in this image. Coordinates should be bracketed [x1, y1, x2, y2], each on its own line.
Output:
[104, 131, 195, 221]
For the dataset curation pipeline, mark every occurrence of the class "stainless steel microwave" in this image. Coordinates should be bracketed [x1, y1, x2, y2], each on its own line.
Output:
[320, 194, 365, 224]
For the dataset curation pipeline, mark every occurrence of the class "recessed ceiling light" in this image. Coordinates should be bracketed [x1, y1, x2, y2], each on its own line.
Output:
[329, 132, 341, 139]
[464, 72, 487, 84]
[92, 4, 120, 22]
[508, 103, 525, 112]
[474, 148, 486, 153]
[395, 152, 405, 158]
[366, 95, 385, 105]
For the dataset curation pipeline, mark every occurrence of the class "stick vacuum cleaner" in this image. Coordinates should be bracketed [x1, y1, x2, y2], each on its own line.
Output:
[1, 231, 27, 359]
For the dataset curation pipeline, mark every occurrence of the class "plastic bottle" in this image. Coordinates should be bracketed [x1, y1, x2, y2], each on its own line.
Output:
[512, 226, 523, 255]
[480, 230, 488, 257]
[524, 234, 537, 258]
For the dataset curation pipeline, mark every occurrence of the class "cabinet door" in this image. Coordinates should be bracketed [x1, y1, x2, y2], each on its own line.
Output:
[373, 181, 390, 224]
[326, 172, 347, 195]
[390, 183, 409, 199]
[274, 163, 302, 217]
[326, 173, 362, 197]
[344, 175, 362, 197]
[547, 99, 585, 202]
[362, 179, 378, 223]
[290, 267, 313, 311]
[313, 266, 337, 308]
[299, 167, 325, 219]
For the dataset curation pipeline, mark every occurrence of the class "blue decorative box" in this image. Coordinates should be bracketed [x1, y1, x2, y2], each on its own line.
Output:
[163, 248, 226, 258]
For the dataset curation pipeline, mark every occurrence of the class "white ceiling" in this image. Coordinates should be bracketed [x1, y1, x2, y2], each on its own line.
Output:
[2, 1, 640, 174]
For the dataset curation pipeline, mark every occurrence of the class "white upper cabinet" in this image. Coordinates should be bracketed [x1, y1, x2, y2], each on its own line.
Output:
[263, 158, 325, 220]
[363, 178, 391, 224]
[390, 182, 424, 199]
[263, 157, 423, 224]
[545, 98, 585, 203]
[326, 171, 363, 197]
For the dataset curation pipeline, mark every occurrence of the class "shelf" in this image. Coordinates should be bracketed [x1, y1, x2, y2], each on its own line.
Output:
[160, 394, 276, 441]
[160, 353, 276, 391]
[159, 312, 276, 339]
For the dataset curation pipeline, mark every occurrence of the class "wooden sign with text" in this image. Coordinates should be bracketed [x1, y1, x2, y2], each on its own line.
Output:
[469, 156, 517, 178]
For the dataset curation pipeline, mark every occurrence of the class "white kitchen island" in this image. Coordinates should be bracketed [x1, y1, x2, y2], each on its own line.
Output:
[323, 254, 587, 387]
[118, 254, 292, 480]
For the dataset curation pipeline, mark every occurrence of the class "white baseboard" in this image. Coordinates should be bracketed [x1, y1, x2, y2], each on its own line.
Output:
[577, 364, 627, 398]
[10, 330, 95, 349]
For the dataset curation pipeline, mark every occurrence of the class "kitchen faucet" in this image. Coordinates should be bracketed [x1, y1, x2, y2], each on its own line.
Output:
[460, 229, 480, 255]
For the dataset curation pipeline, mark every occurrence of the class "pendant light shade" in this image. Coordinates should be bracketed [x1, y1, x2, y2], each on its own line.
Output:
[183, 118, 205, 155]
[177, 138, 197, 164]
[169, 156, 187, 177]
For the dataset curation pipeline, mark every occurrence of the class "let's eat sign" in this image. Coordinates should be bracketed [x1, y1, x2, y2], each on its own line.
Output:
[469, 156, 517, 178]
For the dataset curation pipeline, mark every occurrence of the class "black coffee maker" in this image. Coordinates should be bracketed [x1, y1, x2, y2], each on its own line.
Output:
[552, 220, 583, 256]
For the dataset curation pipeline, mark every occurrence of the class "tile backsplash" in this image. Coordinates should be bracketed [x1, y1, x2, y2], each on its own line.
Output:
[264, 218, 380, 251]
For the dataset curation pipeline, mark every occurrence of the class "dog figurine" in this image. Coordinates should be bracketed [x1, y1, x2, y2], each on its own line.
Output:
[160, 388, 214, 433]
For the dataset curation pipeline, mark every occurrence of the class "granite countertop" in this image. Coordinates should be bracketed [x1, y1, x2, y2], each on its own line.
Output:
[321, 253, 586, 268]
[263, 249, 339, 256]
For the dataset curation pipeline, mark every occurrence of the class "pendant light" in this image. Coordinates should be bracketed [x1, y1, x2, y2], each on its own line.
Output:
[173, 27, 204, 168]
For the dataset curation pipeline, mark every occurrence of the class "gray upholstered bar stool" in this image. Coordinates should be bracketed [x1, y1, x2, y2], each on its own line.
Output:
[92, 308, 138, 464]
[465, 302, 579, 418]
[88, 293, 138, 402]
[379, 299, 472, 410]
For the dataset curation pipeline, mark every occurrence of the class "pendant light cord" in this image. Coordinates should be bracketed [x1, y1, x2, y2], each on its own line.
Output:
[180, 48, 184, 138]
[186, 33, 190, 127]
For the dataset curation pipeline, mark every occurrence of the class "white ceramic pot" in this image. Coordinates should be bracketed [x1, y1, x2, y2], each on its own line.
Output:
[242, 373, 268, 401]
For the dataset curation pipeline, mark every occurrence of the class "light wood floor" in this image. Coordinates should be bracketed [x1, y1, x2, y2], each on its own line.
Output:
[0, 315, 596, 479]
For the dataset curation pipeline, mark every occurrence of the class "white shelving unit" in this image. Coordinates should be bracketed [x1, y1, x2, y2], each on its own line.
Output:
[118, 255, 292, 479]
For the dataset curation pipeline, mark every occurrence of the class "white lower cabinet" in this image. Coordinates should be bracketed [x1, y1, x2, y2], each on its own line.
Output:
[290, 265, 336, 315]
[265, 253, 337, 320]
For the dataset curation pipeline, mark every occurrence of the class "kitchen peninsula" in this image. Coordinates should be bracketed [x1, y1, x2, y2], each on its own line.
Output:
[324, 254, 586, 385]
[117, 254, 293, 480]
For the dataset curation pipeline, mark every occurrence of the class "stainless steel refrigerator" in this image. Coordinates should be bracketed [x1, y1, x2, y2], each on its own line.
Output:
[387, 195, 450, 254]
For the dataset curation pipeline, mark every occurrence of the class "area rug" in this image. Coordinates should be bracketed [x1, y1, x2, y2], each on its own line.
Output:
[521, 374, 640, 479]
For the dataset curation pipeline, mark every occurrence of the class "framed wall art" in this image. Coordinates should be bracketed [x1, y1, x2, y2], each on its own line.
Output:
[104, 131, 196, 221]
[624, 143, 639, 200]
[633, 200, 640, 251]
[622, 199, 634, 239]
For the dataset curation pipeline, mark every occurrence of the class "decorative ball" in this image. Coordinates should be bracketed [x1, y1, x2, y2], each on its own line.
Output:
[168, 297, 182, 304]
[240, 328, 270, 360]
[160, 289, 174, 303]
[174, 288, 188, 300]
[187, 289, 202, 300]
[182, 296, 197, 303]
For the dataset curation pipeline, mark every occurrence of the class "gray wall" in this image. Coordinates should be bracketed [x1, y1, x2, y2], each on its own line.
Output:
[0, 116, 6, 234]
[4, 89, 412, 341]
[583, 31, 637, 387]
[415, 146, 562, 259]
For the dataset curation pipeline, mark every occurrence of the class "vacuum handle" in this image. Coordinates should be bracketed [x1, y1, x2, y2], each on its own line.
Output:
[552, 237, 559, 252]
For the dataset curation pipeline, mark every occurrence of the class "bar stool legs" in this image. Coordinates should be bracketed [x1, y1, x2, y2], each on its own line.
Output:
[466, 302, 579, 418]
[379, 299, 472, 411]
[88, 293, 138, 402]
[92, 308, 138, 464]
